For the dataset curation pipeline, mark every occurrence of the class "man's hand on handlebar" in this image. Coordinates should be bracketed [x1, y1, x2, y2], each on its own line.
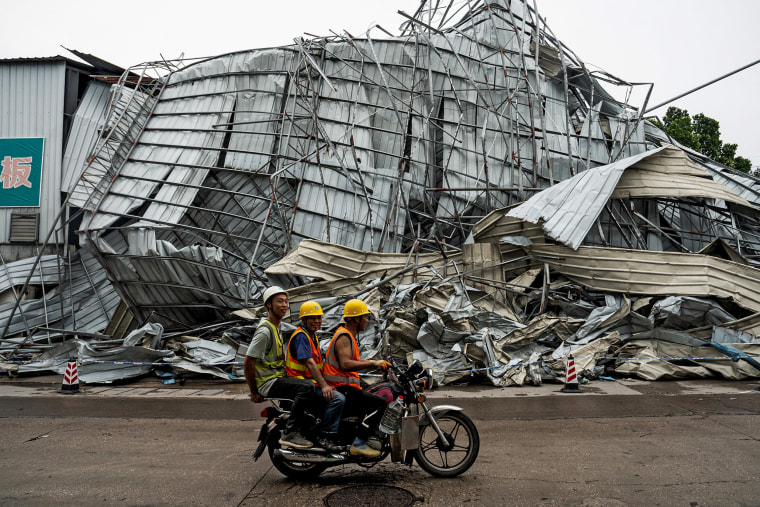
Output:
[250, 392, 264, 403]
[370, 359, 392, 370]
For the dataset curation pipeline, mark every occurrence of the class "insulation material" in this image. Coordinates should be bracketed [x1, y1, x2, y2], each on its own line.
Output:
[528, 244, 760, 313]
[266, 239, 454, 283]
[614, 339, 760, 381]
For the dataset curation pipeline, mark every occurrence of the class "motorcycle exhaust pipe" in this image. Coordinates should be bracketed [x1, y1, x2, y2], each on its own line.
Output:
[274, 448, 348, 464]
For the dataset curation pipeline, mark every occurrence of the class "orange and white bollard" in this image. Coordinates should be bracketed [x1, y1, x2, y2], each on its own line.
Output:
[560, 354, 582, 393]
[59, 357, 80, 394]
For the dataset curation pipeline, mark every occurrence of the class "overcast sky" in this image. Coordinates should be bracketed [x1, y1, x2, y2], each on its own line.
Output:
[3, 0, 759, 166]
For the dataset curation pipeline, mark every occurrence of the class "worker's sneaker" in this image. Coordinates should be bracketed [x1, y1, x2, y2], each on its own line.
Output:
[279, 431, 313, 449]
[316, 435, 346, 453]
[367, 436, 383, 451]
[349, 439, 381, 458]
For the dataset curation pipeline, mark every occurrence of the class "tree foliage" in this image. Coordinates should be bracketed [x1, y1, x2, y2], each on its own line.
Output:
[735, 156, 752, 172]
[658, 107, 753, 174]
[661, 107, 693, 148]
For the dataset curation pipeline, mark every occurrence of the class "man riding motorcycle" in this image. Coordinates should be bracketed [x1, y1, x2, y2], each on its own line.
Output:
[323, 298, 391, 458]
[285, 300, 346, 452]
[243, 286, 316, 449]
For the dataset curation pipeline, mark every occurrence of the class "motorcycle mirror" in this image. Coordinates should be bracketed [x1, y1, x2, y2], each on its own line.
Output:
[406, 359, 424, 377]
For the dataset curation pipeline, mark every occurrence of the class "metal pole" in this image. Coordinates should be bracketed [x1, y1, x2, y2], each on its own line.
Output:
[644, 58, 760, 114]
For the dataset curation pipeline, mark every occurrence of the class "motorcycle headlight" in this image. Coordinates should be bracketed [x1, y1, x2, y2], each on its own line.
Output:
[414, 368, 435, 391]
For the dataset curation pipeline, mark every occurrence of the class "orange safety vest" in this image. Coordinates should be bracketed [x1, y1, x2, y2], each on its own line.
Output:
[285, 326, 323, 383]
[323, 326, 361, 389]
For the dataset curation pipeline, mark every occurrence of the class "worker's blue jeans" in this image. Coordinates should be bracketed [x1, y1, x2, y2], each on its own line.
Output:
[314, 386, 345, 435]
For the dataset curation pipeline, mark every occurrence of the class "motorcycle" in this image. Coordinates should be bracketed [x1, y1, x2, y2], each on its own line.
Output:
[253, 359, 480, 479]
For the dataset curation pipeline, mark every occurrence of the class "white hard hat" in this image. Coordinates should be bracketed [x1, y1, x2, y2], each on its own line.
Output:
[262, 286, 288, 305]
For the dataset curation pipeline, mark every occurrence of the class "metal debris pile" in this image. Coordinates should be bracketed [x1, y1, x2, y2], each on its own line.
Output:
[4, 178, 760, 384]
[1, 0, 759, 385]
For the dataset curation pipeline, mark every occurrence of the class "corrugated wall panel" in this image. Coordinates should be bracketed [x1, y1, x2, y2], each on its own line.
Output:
[61, 80, 111, 193]
[0, 60, 65, 244]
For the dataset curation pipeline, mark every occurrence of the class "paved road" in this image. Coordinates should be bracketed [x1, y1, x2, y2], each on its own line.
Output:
[1, 378, 759, 506]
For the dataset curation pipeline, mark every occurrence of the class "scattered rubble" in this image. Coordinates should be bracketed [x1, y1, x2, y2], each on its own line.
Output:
[1, 0, 759, 386]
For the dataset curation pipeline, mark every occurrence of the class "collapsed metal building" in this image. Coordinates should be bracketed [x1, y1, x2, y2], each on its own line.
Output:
[75, 0, 655, 325]
[2, 0, 759, 384]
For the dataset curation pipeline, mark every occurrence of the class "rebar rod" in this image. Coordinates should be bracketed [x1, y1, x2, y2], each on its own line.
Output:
[644, 58, 760, 114]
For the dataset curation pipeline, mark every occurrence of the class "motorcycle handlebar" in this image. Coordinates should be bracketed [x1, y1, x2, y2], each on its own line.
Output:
[383, 358, 433, 392]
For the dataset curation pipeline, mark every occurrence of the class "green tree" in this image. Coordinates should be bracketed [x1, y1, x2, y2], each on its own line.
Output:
[659, 107, 753, 173]
[735, 156, 752, 173]
[661, 107, 694, 147]
[719, 143, 737, 167]
[692, 113, 722, 161]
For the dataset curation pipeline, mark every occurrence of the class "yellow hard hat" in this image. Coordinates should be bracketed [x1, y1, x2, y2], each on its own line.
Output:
[343, 299, 370, 318]
[299, 301, 324, 319]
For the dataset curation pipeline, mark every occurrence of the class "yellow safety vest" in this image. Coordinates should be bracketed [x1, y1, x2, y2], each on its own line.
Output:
[253, 319, 285, 389]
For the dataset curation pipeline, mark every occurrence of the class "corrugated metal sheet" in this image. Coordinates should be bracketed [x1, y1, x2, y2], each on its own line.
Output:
[470, 205, 544, 277]
[73, 1, 656, 326]
[700, 160, 760, 208]
[265, 238, 455, 282]
[472, 205, 543, 244]
[507, 145, 757, 251]
[0, 60, 65, 243]
[0, 247, 119, 343]
[69, 84, 158, 210]
[6, 4, 760, 384]
[507, 147, 662, 249]
[529, 243, 760, 313]
[643, 125, 760, 209]
[61, 80, 111, 193]
[0, 254, 63, 294]
[612, 147, 752, 206]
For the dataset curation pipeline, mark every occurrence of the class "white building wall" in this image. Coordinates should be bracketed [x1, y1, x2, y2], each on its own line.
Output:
[0, 59, 66, 245]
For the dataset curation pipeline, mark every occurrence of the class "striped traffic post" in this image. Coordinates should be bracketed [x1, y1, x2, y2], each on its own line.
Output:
[59, 357, 80, 394]
[561, 354, 582, 393]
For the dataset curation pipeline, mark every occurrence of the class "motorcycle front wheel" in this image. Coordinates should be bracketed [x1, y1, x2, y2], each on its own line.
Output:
[414, 411, 480, 478]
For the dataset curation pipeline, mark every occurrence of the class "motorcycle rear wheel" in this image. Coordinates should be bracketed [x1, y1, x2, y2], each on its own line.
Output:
[414, 411, 479, 478]
[268, 443, 327, 480]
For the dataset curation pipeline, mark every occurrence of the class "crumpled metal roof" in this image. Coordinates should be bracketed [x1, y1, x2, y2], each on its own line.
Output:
[507, 145, 756, 250]
[266, 238, 457, 282]
[0, 249, 120, 347]
[528, 243, 760, 313]
[70, 0, 657, 327]
[0, 255, 62, 295]
[3, 1, 760, 387]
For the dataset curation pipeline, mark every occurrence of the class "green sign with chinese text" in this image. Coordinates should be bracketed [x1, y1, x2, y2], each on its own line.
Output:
[0, 137, 44, 207]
